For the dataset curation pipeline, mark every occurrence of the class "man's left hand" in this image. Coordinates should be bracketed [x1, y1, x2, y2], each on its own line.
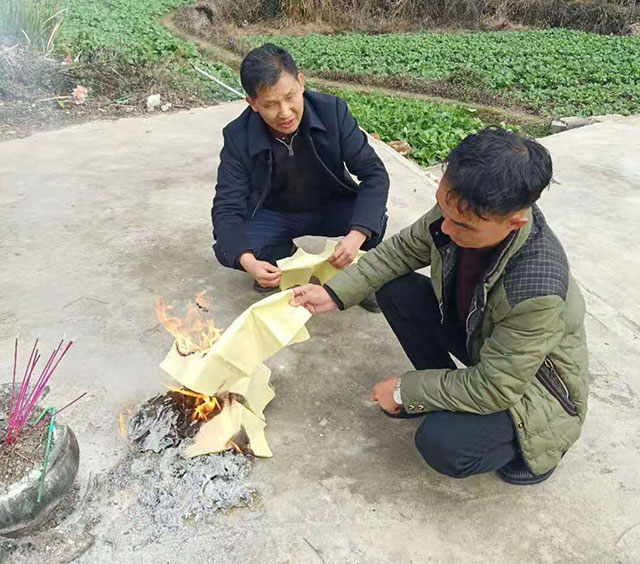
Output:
[371, 377, 402, 415]
[328, 230, 367, 269]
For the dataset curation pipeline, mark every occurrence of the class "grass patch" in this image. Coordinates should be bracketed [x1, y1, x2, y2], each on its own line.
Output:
[251, 29, 640, 117]
[0, 0, 65, 52]
[55, 0, 242, 102]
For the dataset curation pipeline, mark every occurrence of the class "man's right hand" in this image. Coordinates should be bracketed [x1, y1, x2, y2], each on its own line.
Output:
[289, 284, 337, 314]
[239, 253, 281, 288]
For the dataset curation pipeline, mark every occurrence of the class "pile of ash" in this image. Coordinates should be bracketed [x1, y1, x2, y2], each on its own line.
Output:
[102, 393, 254, 538]
[127, 392, 199, 452]
[104, 448, 253, 533]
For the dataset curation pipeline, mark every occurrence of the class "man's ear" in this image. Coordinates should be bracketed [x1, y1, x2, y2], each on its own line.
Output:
[246, 96, 258, 113]
[298, 73, 305, 92]
[507, 210, 529, 231]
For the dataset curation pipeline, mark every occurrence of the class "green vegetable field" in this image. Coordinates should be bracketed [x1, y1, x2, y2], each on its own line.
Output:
[333, 90, 488, 166]
[252, 30, 640, 117]
[50, 2, 640, 167]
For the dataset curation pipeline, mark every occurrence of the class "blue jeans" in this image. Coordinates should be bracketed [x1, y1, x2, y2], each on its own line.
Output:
[215, 197, 387, 268]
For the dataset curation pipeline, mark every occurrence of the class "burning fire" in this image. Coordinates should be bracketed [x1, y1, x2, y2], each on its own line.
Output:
[167, 386, 222, 422]
[153, 291, 251, 455]
[167, 386, 246, 453]
[155, 291, 222, 355]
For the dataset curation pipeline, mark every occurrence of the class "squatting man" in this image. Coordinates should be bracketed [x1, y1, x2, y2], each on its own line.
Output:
[212, 43, 388, 312]
[213, 44, 588, 485]
[291, 127, 588, 485]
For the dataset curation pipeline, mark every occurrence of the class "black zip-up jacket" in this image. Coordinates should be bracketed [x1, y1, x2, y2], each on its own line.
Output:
[211, 91, 390, 267]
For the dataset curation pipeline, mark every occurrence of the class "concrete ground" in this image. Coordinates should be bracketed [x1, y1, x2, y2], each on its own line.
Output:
[0, 104, 639, 563]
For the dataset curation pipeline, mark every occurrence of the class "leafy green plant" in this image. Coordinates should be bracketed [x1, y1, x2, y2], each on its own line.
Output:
[0, 0, 66, 53]
[333, 90, 488, 166]
[252, 30, 640, 117]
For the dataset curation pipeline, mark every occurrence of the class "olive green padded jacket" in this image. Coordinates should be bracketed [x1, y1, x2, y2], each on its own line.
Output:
[326, 204, 588, 474]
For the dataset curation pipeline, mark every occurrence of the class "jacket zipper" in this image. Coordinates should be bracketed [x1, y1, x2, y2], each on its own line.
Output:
[465, 285, 486, 336]
[463, 241, 511, 351]
[536, 358, 578, 416]
[274, 131, 299, 157]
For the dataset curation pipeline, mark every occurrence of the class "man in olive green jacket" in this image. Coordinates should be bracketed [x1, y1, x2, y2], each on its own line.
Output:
[291, 128, 588, 485]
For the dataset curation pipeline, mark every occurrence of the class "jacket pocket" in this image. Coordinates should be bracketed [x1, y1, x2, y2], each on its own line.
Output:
[536, 358, 578, 417]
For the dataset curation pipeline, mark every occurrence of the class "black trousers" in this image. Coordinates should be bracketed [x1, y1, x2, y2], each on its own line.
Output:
[214, 197, 387, 268]
[376, 273, 519, 478]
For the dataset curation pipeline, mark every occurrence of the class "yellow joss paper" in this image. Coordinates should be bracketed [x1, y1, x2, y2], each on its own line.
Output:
[183, 400, 242, 457]
[277, 240, 366, 290]
[159, 289, 313, 457]
[183, 400, 272, 458]
[160, 289, 311, 396]
[222, 364, 275, 419]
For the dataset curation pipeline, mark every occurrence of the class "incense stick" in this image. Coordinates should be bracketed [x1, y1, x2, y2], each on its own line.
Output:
[4, 338, 74, 445]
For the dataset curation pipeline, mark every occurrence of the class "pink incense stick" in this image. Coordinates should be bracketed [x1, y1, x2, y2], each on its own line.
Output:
[4, 338, 74, 445]
[8, 338, 18, 427]
[16, 341, 72, 432]
[10, 340, 38, 429]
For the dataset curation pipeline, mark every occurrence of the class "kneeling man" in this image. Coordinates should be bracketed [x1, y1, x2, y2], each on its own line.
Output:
[212, 44, 389, 311]
[292, 128, 588, 485]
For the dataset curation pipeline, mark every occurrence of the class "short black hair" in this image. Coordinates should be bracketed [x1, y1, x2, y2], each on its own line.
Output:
[240, 43, 299, 98]
[443, 127, 553, 217]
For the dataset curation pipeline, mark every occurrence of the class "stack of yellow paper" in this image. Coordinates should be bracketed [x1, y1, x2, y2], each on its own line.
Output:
[161, 290, 310, 457]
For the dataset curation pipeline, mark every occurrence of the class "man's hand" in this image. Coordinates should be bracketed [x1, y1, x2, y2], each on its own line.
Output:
[328, 230, 367, 270]
[371, 377, 402, 415]
[239, 252, 281, 288]
[289, 284, 338, 314]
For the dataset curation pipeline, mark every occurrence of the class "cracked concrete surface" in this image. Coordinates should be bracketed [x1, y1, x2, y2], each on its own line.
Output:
[0, 104, 639, 563]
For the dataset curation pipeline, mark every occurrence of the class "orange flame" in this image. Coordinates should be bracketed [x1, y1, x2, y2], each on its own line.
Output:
[167, 386, 249, 453]
[168, 385, 221, 422]
[155, 291, 222, 355]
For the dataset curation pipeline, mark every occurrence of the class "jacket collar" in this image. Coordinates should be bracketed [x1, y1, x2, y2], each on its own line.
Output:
[429, 204, 535, 290]
[247, 92, 326, 157]
[484, 206, 534, 290]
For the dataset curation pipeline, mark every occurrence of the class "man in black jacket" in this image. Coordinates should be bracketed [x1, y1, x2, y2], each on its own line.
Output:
[211, 44, 389, 310]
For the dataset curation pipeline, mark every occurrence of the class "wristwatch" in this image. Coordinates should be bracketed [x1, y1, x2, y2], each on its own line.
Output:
[393, 378, 403, 405]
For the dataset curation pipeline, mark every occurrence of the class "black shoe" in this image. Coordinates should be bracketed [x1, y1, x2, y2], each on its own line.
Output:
[253, 280, 277, 294]
[359, 293, 381, 313]
[497, 458, 556, 485]
[382, 408, 427, 419]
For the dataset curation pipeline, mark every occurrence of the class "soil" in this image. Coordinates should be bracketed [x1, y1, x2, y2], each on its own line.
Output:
[0, 96, 146, 141]
[0, 425, 48, 495]
[0, 383, 49, 494]
[314, 69, 532, 113]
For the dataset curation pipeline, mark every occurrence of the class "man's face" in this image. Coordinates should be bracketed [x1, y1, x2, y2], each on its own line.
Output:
[247, 72, 305, 135]
[436, 177, 529, 249]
